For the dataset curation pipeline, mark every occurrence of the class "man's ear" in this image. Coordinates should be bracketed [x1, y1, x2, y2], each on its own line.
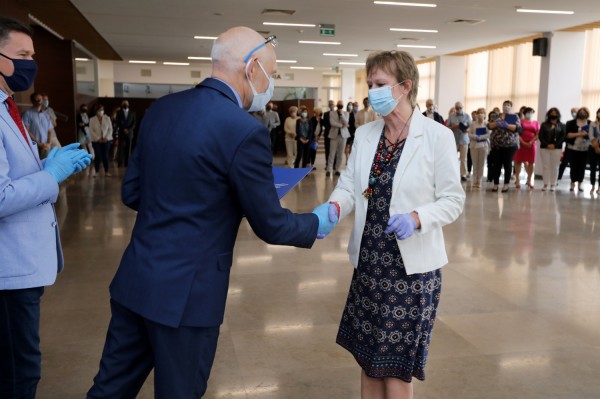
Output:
[0, 55, 15, 77]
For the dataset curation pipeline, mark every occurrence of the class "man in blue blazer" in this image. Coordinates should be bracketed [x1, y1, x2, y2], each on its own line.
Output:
[0, 17, 91, 398]
[88, 27, 337, 399]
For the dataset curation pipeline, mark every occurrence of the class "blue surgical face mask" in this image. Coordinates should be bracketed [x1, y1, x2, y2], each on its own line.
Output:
[353, 106, 359, 112]
[368, 81, 404, 116]
[246, 60, 275, 112]
[0, 53, 38, 92]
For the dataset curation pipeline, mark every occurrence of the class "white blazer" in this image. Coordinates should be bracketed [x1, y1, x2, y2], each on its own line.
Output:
[328, 109, 465, 275]
[89, 114, 113, 142]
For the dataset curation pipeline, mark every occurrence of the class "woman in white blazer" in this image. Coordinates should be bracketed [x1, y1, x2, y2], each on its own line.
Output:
[322, 51, 465, 399]
[89, 103, 113, 177]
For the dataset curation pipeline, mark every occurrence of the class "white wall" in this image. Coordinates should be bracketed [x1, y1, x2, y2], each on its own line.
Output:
[435, 55, 466, 118]
[538, 31, 586, 119]
[97, 60, 115, 97]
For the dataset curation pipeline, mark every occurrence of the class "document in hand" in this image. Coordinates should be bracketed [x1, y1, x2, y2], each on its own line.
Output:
[504, 114, 518, 125]
[476, 127, 487, 142]
[273, 167, 313, 199]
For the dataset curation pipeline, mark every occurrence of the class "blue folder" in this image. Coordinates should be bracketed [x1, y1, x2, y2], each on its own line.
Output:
[273, 167, 313, 199]
[475, 127, 487, 142]
[504, 114, 518, 125]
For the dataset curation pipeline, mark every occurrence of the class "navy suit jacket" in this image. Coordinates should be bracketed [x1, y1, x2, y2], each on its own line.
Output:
[110, 78, 318, 328]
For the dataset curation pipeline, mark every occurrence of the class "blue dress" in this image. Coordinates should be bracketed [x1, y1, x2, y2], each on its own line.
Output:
[336, 131, 442, 382]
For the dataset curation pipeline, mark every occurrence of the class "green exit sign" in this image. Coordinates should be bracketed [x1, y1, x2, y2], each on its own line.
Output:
[320, 28, 335, 36]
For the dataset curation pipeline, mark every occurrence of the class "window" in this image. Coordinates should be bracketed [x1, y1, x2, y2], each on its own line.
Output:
[416, 61, 436, 110]
[582, 28, 600, 113]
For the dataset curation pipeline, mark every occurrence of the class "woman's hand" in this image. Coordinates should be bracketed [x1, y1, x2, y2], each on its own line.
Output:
[385, 213, 417, 240]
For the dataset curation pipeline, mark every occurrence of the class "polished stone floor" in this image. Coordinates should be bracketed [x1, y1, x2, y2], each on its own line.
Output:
[37, 158, 600, 399]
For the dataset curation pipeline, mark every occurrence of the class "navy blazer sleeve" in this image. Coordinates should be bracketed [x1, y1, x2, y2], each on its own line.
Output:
[229, 124, 318, 247]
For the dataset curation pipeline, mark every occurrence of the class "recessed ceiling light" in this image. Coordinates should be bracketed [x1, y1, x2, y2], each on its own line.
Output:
[194, 36, 218, 40]
[163, 62, 190, 66]
[276, 59, 298, 63]
[263, 22, 316, 27]
[374, 1, 437, 7]
[299, 40, 341, 45]
[323, 53, 358, 57]
[390, 28, 438, 33]
[516, 8, 574, 15]
[187, 56, 212, 60]
[128, 60, 156, 64]
[339, 62, 365, 66]
[75, 58, 89, 62]
[290, 66, 315, 70]
[396, 44, 437, 48]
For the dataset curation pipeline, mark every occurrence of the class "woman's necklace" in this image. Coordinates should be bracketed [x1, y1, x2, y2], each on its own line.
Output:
[363, 113, 413, 199]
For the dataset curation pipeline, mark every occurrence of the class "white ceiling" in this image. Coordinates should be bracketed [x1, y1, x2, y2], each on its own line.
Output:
[71, 0, 600, 69]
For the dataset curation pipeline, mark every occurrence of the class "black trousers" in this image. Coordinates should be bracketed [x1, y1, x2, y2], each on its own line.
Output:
[0, 287, 44, 399]
[324, 135, 331, 168]
[589, 148, 600, 186]
[92, 141, 111, 173]
[270, 128, 278, 154]
[558, 147, 571, 180]
[88, 299, 219, 399]
[117, 131, 132, 167]
[294, 141, 311, 168]
[492, 147, 517, 185]
[569, 149, 588, 183]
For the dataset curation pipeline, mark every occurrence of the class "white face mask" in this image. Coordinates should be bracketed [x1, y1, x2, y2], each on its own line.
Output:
[477, 113, 485, 120]
[246, 60, 275, 112]
[368, 82, 404, 116]
[301, 112, 308, 118]
[503, 106, 512, 114]
[97, 110, 104, 117]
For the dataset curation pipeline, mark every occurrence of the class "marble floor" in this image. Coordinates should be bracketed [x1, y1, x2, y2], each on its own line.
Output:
[37, 158, 600, 399]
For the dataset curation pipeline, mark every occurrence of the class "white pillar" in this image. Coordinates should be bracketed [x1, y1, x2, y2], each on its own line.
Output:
[435, 55, 466, 118]
[340, 67, 356, 105]
[97, 60, 115, 97]
[536, 31, 585, 176]
[538, 31, 586, 119]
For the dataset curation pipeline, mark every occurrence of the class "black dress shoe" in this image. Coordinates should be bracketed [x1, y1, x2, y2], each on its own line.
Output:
[335, 171, 341, 176]
[326, 171, 331, 177]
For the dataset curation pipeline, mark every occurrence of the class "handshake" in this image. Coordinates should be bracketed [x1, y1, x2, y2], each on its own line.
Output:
[311, 202, 339, 239]
[44, 143, 93, 184]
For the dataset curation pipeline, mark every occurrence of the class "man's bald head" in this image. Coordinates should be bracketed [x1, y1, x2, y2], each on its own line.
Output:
[211, 26, 275, 74]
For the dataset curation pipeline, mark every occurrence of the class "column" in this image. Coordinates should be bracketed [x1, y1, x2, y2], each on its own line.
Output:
[435, 55, 466, 117]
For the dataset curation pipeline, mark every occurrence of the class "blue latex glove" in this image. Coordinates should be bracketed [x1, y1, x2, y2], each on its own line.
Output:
[495, 119, 508, 129]
[44, 144, 93, 183]
[312, 203, 339, 239]
[385, 213, 417, 240]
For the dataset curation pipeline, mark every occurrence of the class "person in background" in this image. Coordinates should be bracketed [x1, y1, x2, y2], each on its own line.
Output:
[86, 27, 335, 399]
[318, 50, 464, 399]
[488, 100, 522, 192]
[344, 101, 356, 165]
[77, 104, 94, 176]
[284, 105, 298, 167]
[21, 92, 53, 159]
[327, 100, 349, 177]
[447, 101, 471, 181]
[558, 106, 580, 181]
[513, 107, 539, 189]
[0, 17, 91, 398]
[565, 107, 591, 192]
[538, 108, 566, 192]
[89, 103, 113, 177]
[266, 101, 280, 154]
[468, 108, 490, 189]
[486, 110, 499, 183]
[323, 99, 335, 169]
[116, 100, 136, 168]
[294, 105, 313, 168]
[589, 108, 600, 194]
[309, 108, 323, 166]
[356, 96, 377, 128]
[422, 98, 444, 124]
[42, 93, 61, 150]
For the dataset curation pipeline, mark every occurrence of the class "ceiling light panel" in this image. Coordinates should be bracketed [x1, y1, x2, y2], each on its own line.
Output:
[516, 8, 574, 15]
[290, 66, 315, 70]
[374, 1, 437, 7]
[129, 60, 156, 64]
[276, 59, 298, 63]
[299, 40, 341, 45]
[390, 28, 438, 33]
[194, 36, 217, 40]
[396, 44, 436, 48]
[323, 53, 358, 57]
[187, 56, 212, 60]
[263, 22, 316, 27]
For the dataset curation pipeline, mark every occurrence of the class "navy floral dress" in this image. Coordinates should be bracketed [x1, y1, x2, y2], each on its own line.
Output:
[336, 131, 442, 383]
